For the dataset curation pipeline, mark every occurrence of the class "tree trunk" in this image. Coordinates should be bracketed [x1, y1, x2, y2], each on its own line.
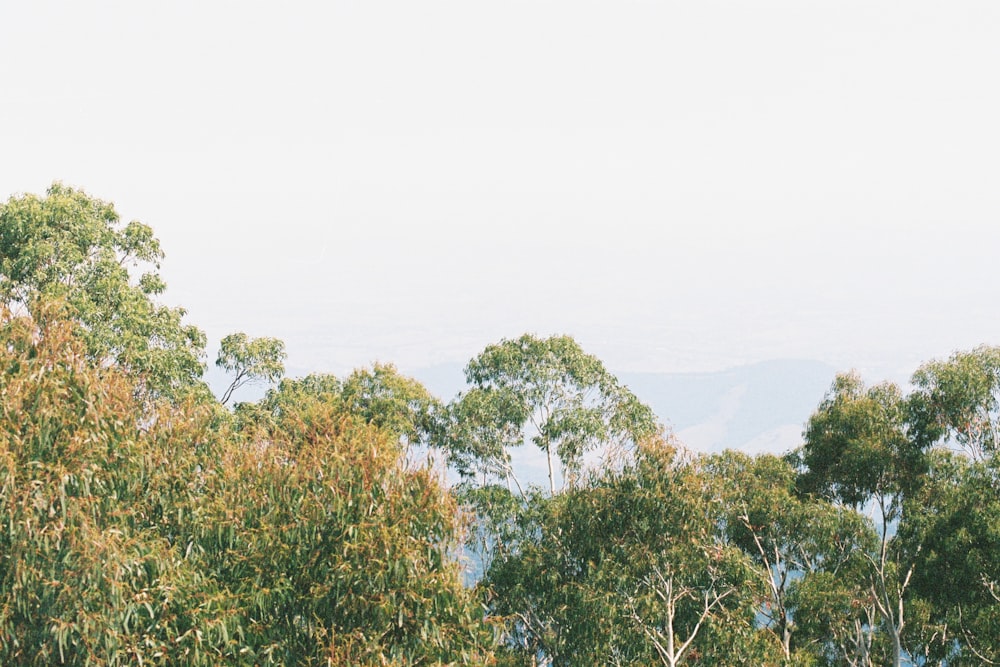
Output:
[546, 444, 555, 495]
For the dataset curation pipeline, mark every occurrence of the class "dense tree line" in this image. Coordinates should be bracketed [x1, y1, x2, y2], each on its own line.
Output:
[2, 184, 999, 665]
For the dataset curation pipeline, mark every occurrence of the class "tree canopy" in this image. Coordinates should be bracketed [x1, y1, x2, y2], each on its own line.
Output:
[0, 183, 207, 399]
[0, 304, 495, 665]
[216, 332, 287, 405]
[3, 183, 1000, 666]
[448, 333, 657, 494]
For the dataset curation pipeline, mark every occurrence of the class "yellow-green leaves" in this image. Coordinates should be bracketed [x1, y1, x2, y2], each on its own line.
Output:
[215, 333, 286, 405]
[0, 308, 497, 665]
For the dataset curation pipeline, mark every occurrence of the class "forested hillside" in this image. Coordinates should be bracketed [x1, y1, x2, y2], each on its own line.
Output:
[2, 184, 999, 665]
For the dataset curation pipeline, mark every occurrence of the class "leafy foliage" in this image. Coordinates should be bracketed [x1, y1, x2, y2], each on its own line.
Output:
[450, 333, 657, 494]
[215, 332, 286, 405]
[238, 364, 444, 458]
[9, 183, 1000, 667]
[0, 305, 225, 664]
[909, 345, 1000, 459]
[0, 183, 206, 399]
[340, 363, 445, 456]
[484, 439, 777, 666]
[798, 372, 918, 509]
[0, 306, 496, 665]
[709, 451, 877, 664]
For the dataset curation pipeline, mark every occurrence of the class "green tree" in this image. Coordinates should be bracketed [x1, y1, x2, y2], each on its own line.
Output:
[450, 333, 657, 495]
[0, 305, 236, 665]
[485, 439, 776, 666]
[340, 362, 445, 460]
[0, 305, 497, 665]
[242, 372, 344, 423]
[798, 373, 927, 666]
[442, 385, 529, 490]
[216, 332, 287, 405]
[908, 345, 1000, 460]
[709, 451, 876, 665]
[894, 450, 1000, 664]
[189, 391, 497, 664]
[0, 183, 207, 399]
[238, 364, 443, 459]
[898, 346, 1000, 663]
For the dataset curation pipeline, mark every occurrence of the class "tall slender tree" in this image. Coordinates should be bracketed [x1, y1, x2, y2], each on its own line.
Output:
[450, 333, 656, 495]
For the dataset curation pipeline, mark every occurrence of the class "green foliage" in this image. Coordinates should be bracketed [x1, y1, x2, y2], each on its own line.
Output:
[794, 352, 1000, 666]
[0, 306, 497, 665]
[10, 182, 1000, 666]
[245, 372, 344, 422]
[909, 345, 1000, 459]
[799, 372, 919, 510]
[340, 362, 445, 453]
[215, 332, 286, 405]
[708, 451, 877, 664]
[0, 183, 207, 399]
[485, 439, 777, 666]
[0, 306, 229, 664]
[442, 386, 528, 483]
[451, 333, 657, 494]
[238, 364, 444, 459]
[185, 400, 495, 664]
[900, 450, 1000, 664]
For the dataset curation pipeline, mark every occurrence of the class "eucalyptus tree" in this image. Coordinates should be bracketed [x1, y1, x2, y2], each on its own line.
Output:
[485, 439, 777, 666]
[0, 305, 498, 665]
[0, 183, 206, 399]
[798, 372, 921, 667]
[443, 334, 658, 595]
[238, 364, 443, 457]
[215, 332, 286, 405]
[794, 348, 1000, 665]
[708, 451, 876, 664]
[193, 377, 497, 665]
[0, 305, 232, 665]
[449, 333, 657, 495]
[340, 362, 445, 460]
[893, 449, 1000, 664]
[896, 346, 1000, 663]
[908, 345, 1000, 461]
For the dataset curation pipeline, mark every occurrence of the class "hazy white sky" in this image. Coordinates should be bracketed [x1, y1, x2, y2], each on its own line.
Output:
[2, 1, 999, 383]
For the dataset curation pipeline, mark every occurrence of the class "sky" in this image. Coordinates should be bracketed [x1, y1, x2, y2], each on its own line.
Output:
[2, 0, 999, 389]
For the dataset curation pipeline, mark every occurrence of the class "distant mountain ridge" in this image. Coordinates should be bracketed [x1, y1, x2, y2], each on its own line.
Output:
[619, 359, 837, 454]
[412, 359, 838, 456]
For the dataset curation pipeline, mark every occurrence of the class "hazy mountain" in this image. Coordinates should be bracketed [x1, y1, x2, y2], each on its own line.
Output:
[619, 360, 837, 454]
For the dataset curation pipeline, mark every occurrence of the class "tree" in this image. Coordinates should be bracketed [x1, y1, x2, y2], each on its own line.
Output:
[798, 373, 927, 666]
[0, 183, 207, 399]
[708, 451, 876, 665]
[0, 305, 235, 665]
[215, 332, 286, 405]
[795, 349, 1000, 665]
[193, 387, 497, 664]
[896, 450, 1000, 664]
[485, 439, 776, 666]
[339, 362, 445, 460]
[450, 333, 657, 495]
[242, 372, 344, 423]
[442, 385, 529, 490]
[0, 305, 498, 665]
[237, 364, 443, 461]
[899, 346, 1000, 663]
[908, 345, 1000, 460]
